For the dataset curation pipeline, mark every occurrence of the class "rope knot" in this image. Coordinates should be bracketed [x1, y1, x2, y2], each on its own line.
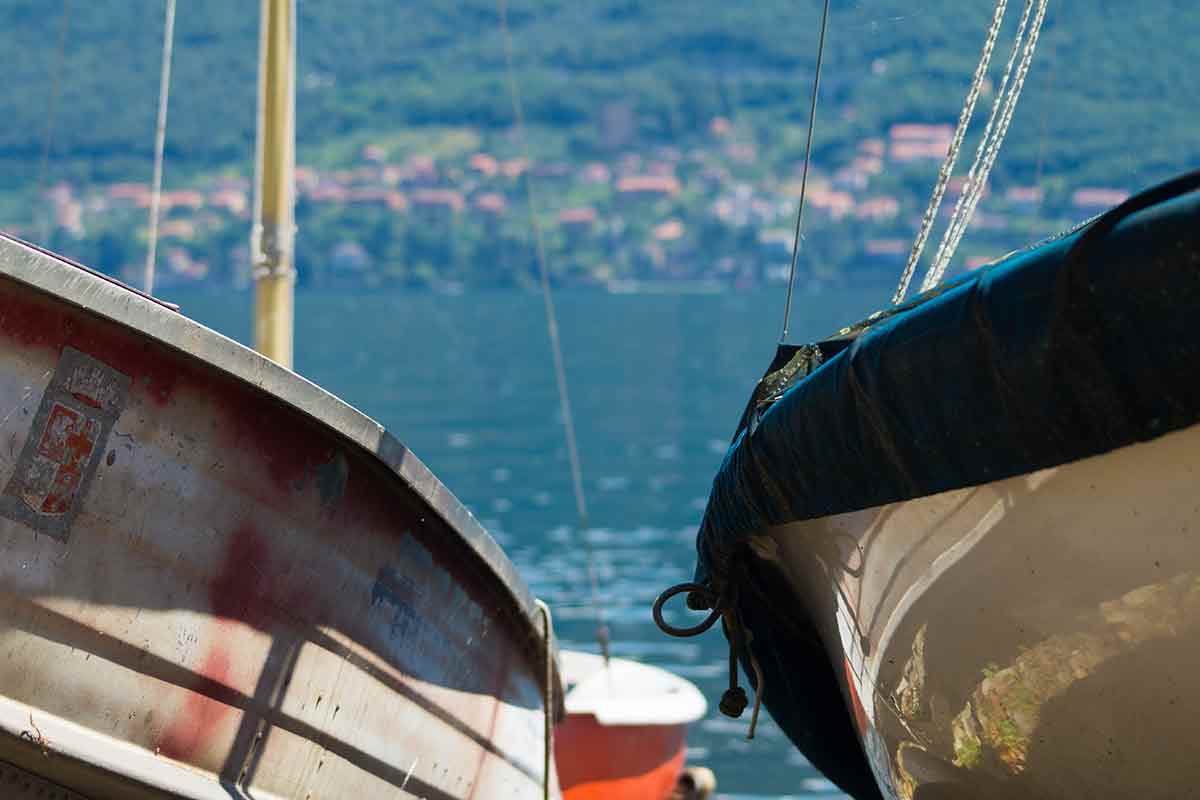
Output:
[653, 579, 766, 740]
[719, 686, 749, 718]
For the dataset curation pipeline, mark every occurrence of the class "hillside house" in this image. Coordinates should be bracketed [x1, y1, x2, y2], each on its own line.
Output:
[410, 189, 464, 219]
[1071, 187, 1128, 214]
[558, 207, 597, 237]
[855, 196, 900, 222]
[617, 174, 681, 200]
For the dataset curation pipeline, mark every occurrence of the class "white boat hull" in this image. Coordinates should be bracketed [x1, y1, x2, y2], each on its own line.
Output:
[0, 234, 559, 799]
[760, 421, 1200, 799]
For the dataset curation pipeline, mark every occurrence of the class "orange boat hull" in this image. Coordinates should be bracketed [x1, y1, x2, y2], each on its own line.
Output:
[555, 713, 687, 800]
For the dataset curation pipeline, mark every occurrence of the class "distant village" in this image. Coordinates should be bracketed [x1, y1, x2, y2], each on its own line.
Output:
[19, 117, 1130, 291]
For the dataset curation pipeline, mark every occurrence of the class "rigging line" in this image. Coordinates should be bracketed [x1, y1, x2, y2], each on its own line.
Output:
[923, 0, 1036, 288]
[943, 0, 1048, 263]
[923, 0, 1049, 290]
[144, 0, 177, 295]
[498, 0, 611, 664]
[779, 0, 832, 344]
[892, 0, 1009, 305]
[35, 0, 73, 245]
[1032, 48, 1055, 188]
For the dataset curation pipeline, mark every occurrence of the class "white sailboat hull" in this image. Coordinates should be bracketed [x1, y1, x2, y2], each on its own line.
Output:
[761, 421, 1200, 799]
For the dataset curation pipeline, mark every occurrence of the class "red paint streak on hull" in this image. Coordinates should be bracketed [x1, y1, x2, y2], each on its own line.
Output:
[0, 282, 181, 406]
[0, 278, 538, 689]
[158, 645, 233, 760]
[160, 527, 272, 760]
[211, 524, 271, 624]
[555, 714, 687, 800]
[843, 657, 869, 735]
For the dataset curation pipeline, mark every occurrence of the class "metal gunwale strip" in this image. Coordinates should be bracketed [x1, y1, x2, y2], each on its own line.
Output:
[0, 232, 557, 681]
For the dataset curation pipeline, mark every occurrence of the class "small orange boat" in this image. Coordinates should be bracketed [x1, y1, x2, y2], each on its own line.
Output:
[555, 651, 707, 800]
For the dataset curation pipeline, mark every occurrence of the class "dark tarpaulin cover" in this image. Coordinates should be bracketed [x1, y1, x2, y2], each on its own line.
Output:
[691, 172, 1200, 799]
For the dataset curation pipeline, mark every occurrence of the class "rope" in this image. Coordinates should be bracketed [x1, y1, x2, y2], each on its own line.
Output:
[921, 0, 1049, 290]
[922, 0, 1035, 290]
[779, 0, 832, 343]
[144, 0, 177, 295]
[892, 0, 1009, 304]
[35, 0, 73, 244]
[498, 0, 611, 665]
[535, 599, 554, 800]
[654, 579, 764, 739]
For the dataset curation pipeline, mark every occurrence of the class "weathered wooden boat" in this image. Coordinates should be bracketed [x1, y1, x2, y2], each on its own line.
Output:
[0, 231, 561, 798]
[658, 170, 1200, 800]
[554, 650, 706, 800]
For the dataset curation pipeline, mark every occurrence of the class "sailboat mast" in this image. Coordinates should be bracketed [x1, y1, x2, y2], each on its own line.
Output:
[251, 0, 296, 367]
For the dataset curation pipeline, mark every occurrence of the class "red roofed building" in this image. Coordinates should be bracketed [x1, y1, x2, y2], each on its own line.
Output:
[158, 219, 196, 240]
[809, 188, 855, 220]
[616, 175, 681, 198]
[945, 176, 989, 199]
[210, 189, 247, 217]
[474, 193, 507, 216]
[653, 219, 684, 242]
[501, 158, 531, 179]
[725, 142, 757, 165]
[889, 123, 954, 142]
[411, 189, 464, 216]
[163, 190, 204, 210]
[851, 155, 884, 175]
[859, 138, 886, 158]
[1071, 187, 1129, 212]
[888, 123, 954, 163]
[308, 184, 348, 204]
[558, 207, 597, 236]
[469, 153, 499, 177]
[890, 139, 951, 163]
[404, 155, 438, 185]
[1005, 186, 1044, 208]
[855, 196, 900, 222]
[107, 183, 152, 207]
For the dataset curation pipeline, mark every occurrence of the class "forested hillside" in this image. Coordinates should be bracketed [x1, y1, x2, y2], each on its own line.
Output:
[1, 0, 1196, 287]
[3, 0, 1195, 186]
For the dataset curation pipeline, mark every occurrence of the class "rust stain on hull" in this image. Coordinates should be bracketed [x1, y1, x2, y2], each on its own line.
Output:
[0, 246, 557, 797]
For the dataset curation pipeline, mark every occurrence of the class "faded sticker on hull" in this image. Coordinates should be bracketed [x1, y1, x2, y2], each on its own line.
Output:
[0, 347, 130, 541]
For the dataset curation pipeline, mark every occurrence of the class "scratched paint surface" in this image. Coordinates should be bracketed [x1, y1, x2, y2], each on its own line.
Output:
[0, 277, 554, 799]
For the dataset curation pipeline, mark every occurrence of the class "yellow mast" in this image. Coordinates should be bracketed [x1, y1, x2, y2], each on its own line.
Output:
[251, 0, 296, 367]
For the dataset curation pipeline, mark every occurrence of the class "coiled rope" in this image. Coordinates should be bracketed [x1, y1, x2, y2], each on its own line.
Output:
[653, 578, 766, 740]
[892, 0, 1010, 304]
[144, 0, 177, 295]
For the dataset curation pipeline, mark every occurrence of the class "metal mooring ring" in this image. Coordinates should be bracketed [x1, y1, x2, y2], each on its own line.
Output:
[653, 582, 722, 637]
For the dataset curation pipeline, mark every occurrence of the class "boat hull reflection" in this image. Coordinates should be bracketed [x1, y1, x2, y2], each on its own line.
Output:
[761, 421, 1200, 799]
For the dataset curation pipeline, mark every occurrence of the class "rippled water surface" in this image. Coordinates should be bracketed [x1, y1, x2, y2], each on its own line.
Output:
[164, 286, 883, 797]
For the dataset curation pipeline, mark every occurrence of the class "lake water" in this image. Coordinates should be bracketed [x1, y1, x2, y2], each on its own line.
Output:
[161, 285, 885, 798]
